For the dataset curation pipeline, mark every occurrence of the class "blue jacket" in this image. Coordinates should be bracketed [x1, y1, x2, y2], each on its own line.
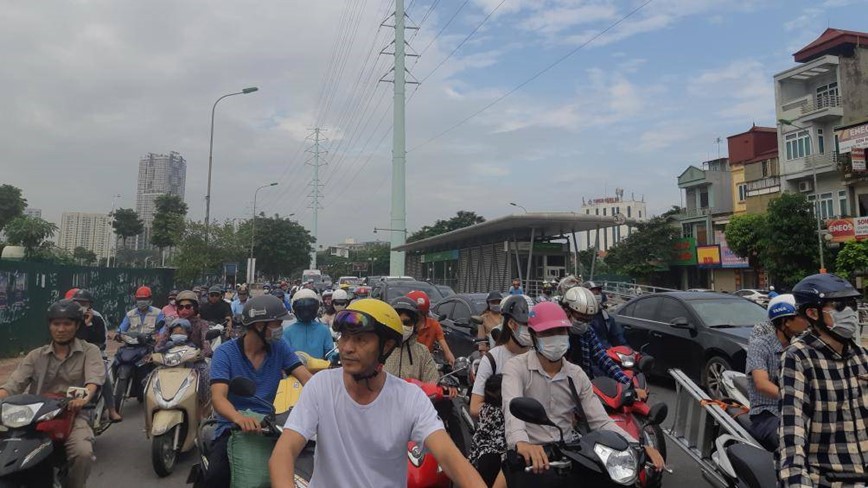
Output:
[590, 310, 626, 349]
[282, 319, 333, 359]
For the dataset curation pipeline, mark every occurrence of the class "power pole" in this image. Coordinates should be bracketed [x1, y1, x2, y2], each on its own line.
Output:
[306, 128, 327, 268]
[381, 0, 418, 275]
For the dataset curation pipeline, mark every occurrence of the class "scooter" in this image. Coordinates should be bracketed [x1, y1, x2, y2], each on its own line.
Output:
[88, 352, 114, 436]
[145, 339, 214, 477]
[273, 349, 336, 413]
[0, 392, 75, 488]
[112, 331, 155, 415]
[719, 370, 750, 407]
[187, 377, 314, 488]
[505, 396, 665, 487]
[605, 345, 655, 415]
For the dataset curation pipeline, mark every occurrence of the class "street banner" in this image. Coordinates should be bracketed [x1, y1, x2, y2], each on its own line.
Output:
[827, 218, 857, 242]
[715, 231, 750, 269]
[837, 122, 868, 154]
[696, 245, 721, 268]
[671, 237, 697, 266]
[852, 147, 866, 172]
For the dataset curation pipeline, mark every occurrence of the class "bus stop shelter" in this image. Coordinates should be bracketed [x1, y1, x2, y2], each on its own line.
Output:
[392, 212, 627, 295]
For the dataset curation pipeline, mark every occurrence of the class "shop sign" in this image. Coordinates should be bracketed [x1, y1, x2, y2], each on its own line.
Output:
[827, 218, 857, 242]
[671, 237, 697, 266]
[852, 147, 866, 172]
[696, 245, 722, 268]
[837, 122, 868, 154]
[421, 250, 459, 263]
[715, 231, 750, 269]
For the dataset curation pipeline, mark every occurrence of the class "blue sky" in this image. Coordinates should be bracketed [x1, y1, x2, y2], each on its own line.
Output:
[2, 0, 867, 246]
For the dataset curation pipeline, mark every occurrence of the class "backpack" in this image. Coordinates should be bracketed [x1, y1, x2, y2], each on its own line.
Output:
[483, 353, 503, 406]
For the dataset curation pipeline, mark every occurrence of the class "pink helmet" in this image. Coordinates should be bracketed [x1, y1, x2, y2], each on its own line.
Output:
[528, 302, 571, 333]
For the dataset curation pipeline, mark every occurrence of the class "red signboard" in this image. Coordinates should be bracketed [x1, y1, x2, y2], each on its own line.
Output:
[853, 147, 866, 172]
[827, 218, 856, 243]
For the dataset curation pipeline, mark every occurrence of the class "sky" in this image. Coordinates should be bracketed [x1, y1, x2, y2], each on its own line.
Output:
[2, 0, 868, 248]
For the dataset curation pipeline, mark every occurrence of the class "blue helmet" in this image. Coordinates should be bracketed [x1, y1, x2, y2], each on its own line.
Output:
[768, 294, 797, 322]
[792, 273, 860, 308]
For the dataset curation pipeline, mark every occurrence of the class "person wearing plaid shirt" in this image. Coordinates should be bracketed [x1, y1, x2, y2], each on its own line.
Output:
[779, 273, 868, 487]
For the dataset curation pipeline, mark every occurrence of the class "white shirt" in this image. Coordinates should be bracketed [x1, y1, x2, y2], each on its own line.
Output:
[284, 368, 445, 488]
[471, 345, 519, 397]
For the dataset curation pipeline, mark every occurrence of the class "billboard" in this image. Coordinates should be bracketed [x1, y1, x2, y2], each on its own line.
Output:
[696, 245, 722, 268]
[715, 231, 750, 269]
[836, 122, 868, 154]
[671, 237, 698, 266]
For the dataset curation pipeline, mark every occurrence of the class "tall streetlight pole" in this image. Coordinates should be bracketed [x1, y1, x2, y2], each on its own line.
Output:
[205, 87, 259, 244]
[509, 202, 528, 213]
[250, 182, 278, 258]
[779, 118, 825, 272]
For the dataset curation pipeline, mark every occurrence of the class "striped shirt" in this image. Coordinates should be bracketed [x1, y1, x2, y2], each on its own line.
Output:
[778, 332, 868, 487]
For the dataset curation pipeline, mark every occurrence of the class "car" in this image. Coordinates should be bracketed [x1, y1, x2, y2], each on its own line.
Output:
[734, 289, 770, 306]
[435, 284, 456, 298]
[685, 288, 713, 293]
[612, 292, 768, 398]
[370, 279, 446, 304]
[338, 276, 362, 287]
[430, 293, 488, 360]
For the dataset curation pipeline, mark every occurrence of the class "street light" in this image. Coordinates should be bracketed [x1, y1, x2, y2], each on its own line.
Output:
[205, 87, 259, 243]
[509, 202, 528, 213]
[373, 227, 407, 234]
[250, 182, 278, 259]
[779, 118, 825, 272]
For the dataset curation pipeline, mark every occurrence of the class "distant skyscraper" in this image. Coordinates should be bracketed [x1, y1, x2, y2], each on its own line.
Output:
[135, 151, 187, 249]
[58, 212, 114, 260]
[23, 208, 42, 219]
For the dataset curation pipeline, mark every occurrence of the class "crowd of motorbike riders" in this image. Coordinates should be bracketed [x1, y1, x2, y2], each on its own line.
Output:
[1, 268, 867, 487]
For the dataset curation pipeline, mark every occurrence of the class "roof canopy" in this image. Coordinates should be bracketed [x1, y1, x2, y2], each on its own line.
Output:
[794, 28, 868, 63]
[393, 212, 628, 253]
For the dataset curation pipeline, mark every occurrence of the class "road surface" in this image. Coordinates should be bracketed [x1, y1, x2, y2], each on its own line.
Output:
[88, 377, 709, 488]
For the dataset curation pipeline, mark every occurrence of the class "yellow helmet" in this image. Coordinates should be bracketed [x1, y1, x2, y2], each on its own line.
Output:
[334, 298, 403, 347]
[340, 283, 351, 290]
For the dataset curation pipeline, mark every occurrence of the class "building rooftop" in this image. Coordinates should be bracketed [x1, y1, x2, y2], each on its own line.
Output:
[794, 28, 868, 63]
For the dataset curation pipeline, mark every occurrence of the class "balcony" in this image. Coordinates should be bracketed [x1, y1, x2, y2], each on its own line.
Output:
[779, 94, 843, 123]
[678, 207, 715, 220]
[745, 176, 781, 197]
[782, 152, 839, 180]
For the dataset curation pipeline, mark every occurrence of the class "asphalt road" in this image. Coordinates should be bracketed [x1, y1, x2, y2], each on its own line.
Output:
[87, 377, 708, 488]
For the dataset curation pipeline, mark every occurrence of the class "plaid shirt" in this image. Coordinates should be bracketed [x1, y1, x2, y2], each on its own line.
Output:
[745, 322, 783, 417]
[567, 328, 630, 385]
[778, 331, 868, 487]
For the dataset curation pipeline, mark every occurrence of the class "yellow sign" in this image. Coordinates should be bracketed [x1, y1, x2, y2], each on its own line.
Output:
[696, 245, 721, 267]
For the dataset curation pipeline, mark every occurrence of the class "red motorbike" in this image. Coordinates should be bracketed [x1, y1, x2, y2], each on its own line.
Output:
[592, 347, 667, 487]
[405, 378, 467, 488]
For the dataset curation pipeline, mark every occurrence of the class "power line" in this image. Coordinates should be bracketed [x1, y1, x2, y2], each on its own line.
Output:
[409, 0, 654, 152]
[415, 0, 470, 60]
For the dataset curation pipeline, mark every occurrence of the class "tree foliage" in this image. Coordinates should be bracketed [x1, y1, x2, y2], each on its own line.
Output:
[835, 240, 868, 280]
[111, 208, 144, 248]
[0, 185, 27, 234]
[724, 213, 767, 267]
[243, 215, 314, 280]
[316, 242, 391, 278]
[4, 216, 58, 259]
[73, 246, 97, 265]
[408, 211, 485, 243]
[151, 194, 188, 253]
[604, 215, 680, 279]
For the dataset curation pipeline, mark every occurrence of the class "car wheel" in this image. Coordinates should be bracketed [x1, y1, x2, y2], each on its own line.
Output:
[703, 356, 732, 399]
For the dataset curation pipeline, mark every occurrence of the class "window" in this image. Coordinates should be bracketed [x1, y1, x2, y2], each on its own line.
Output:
[761, 160, 771, 177]
[654, 298, 691, 324]
[737, 183, 747, 202]
[627, 206, 632, 218]
[818, 128, 825, 155]
[603, 208, 607, 216]
[451, 302, 471, 325]
[631, 298, 660, 321]
[816, 82, 839, 109]
[595, 208, 599, 216]
[785, 130, 812, 160]
[639, 211, 642, 218]
[434, 300, 455, 319]
[699, 189, 709, 208]
[839, 190, 849, 216]
[808, 193, 834, 219]
[586, 209, 590, 215]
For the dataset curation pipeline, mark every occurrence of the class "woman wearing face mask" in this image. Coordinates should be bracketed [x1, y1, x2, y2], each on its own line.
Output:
[477, 292, 503, 353]
[171, 290, 213, 358]
[468, 294, 532, 488]
[778, 274, 868, 487]
[383, 297, 439, 383]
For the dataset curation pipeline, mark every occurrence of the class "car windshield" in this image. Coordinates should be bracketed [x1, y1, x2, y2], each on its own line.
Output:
[385, 283, 444, 302]
[469, 298, 488, 314]
[689, 299, 768, 327]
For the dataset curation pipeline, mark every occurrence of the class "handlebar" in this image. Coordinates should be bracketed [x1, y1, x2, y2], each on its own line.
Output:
[524, 460, 571, 472]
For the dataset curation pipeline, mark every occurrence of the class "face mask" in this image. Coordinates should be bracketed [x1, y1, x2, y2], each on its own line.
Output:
[536, 335, 570, 361]
[570, 320, 590, 336]
[594, 295, 603, 305]
[514, 324, 532, 347]
[170, 333, 188, 344]
[169, 299, 176, 305]
[490, 305, 501, 313]
[334, 304, 347, 312]
[136, 300, 151, 310]
[827, 307, 859, 340]
[267, 326, 284, 344]
[79, 304, 89, 313]
[402, 326, 415, 341]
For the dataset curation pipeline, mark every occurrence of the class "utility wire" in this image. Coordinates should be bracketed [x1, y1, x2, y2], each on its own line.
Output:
[409, 0, 654, 152]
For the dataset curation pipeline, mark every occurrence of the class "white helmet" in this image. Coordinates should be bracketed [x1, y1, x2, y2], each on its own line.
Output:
[332, 289, 349, 301]
[562, 286, 599, 316]
[292, 288, 320, 304]
[557, 275, 582, 297]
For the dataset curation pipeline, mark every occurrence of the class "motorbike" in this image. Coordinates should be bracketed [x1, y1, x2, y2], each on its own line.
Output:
[145, 337, 216, 477]
[87, 352, 114, 436]
[273, 349, 336, 413]
[187, 377, 313, 488]
[505, 396, 667, 487]
[112, 331, 155, 414]
[0, 393, 75, 488]
[720, 370, 750, 407]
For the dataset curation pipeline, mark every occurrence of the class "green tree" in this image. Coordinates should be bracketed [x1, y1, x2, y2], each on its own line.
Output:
[835, 240, 868, 280]
[761, 193, 818, 286]
[73, 246, 98, 265]
[242, 214, 314, 280]
[724, 213, 768, 267]
[4, 216, 58, 259]
[408, 211, 485, 243]
[0, 184, 27, 234]
[111, 208, 144, 249]
[151, 194, 188, 265]
[604, 214, 680, 280]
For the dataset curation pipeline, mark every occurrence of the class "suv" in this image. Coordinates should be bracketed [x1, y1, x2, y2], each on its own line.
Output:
[370, 280, 445, 304]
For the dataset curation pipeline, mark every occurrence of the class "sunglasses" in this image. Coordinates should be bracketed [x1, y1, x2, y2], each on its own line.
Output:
[178, 304, 195, 310]
[209, 293, 221, 297]
[334, 310, 378, 334]
[333, 300, 349, 306]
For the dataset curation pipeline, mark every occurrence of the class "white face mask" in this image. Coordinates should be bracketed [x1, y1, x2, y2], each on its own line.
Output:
[536, 335, 570, 361]
[514, 324, 532, 347]
[169, 333, 188, 344]
[827, 307, 859, 340]
[402, 325, 415, 341]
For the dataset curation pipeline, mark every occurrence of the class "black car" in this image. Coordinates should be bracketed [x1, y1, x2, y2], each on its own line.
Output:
[370, 279, 446, 304]
[612, 292, 768, 398]
[431, 293, 488, 360]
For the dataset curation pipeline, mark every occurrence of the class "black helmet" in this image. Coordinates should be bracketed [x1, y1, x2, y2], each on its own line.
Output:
[208, 285, 223, 295]
[583, 281, 601, 291]
[72, 289, 95, 304]
[501, 295, 530, 323]
[168, 289, 179, 298]
[241, 295, 291, 326]
[486, 291, 502, 302]
[792, 273, 860, 308]
[271, 289, 286, 299]
[390, 296, 419, 322]
[47, 299, 84, 323]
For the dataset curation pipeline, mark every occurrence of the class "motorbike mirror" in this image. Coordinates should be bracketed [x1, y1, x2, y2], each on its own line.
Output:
[509, 397, 556, 427]
[205, 329, 222, 341]
[647, 403, 668, 426]
[228, 377, 257, 398]
[453, 357, 470, 373]
[437, 314, 447, 322]
[669, 317, 691, 329]
[470, 315, 483, 325]
[637, 355, 655, 373]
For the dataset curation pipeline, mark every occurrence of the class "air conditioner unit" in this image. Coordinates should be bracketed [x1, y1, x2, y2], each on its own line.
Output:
[798, 181, 813, 193]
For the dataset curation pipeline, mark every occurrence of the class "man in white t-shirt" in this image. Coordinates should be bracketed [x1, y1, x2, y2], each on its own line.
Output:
[269, 299, 485, 488]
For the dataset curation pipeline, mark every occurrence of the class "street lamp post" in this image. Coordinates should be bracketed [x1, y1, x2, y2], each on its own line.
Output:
[779, 118, 825, 272]
[250, 182, 278, 259]
[205, 87, 259, 244]
[509, 202, 528, 213]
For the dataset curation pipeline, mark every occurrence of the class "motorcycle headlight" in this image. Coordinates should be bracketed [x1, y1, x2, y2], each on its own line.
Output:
[618, 353, 635, 369]
[593, 443, 638, 485]
[2, 403, 43, 429]
[154, 375, 193, 409]
[122, 335, 139, 345]
[163, 352, 182, 367]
